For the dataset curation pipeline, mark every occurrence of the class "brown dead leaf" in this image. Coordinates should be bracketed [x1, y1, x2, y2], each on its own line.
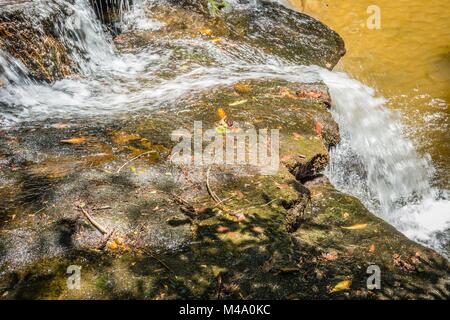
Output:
[217, 226, 230, 233]
[280, 87, 296, 99]
[233, 83, 251, 95]
[111, 131, 141, 144]
[293, 132, 302, 140]
[315, 121, 322, 136]
[252, 227, 264, 234]
[60, 137, 88, 144]
[393, 253, 416, 272]
[322, 251, 338, 261]
[342, 223, 368, 230]
[199, 28, 213, 36]
[51, 123, 70, 129]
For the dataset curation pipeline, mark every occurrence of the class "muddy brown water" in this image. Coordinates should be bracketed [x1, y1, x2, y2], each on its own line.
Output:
[289, 0, 450, 189]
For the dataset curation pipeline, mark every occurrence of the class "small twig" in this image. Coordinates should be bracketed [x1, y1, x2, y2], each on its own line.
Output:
[206, 165, 222, 204]
[147, 251, 172, 273]
[117, 150, 154, 173]
[92, 206, 112, 211]
[77, 206, 109, 235]
[212, 195, 234, 208]
[216, 274, 222, 300]
[97, 229, 115, 250]
[233, 198, 278, 215]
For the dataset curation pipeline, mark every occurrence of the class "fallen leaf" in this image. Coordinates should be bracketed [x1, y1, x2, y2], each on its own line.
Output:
[217, 226, 230, 233]
[369, 244, 376, 253]
[229, 99, 248, 106]
[279, 87, 296, 99]
[315, 121, 322, 136]
[342, 212, 350, 220]
[111, 131, 141, 144]
[322, 252, 338, 261]
[234, 83, 251, 95]
[252, 227, 264, 234]
[199, 28, 213, 36]
[51, 123, 70, 129]
[217, 108, 227, 119]
[342, 224, 368, 230]
[211, 37, 222, 43]
[107, 241, 119, 250]
[297, 90, 323, 99]
[60, 137, 87, 144]
[330, 279, 352, 293]
[293, 132, 302, 140]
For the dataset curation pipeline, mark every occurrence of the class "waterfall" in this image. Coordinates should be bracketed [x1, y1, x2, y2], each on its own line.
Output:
[318, 69, 450, 254]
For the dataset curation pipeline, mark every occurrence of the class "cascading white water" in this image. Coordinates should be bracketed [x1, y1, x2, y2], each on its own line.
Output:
[318, 70, 450, 255]
[0, 0, 448, 256]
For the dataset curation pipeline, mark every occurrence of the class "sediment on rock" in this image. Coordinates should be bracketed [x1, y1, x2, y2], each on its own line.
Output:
[0, 1, 77, 82]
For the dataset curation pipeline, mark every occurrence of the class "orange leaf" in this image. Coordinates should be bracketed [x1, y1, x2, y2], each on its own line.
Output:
[322, 252, 338, 261]
[60, 137, 87, 144]
[217, 108, 227, 119]
[217, 226, 230, 233]
[315, 121, 322, 136]
[342, 223, 368, 230]
[369, 244, 376, 253]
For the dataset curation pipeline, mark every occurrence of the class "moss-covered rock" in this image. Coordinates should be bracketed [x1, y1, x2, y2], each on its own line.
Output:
[163, 0, 346, 68]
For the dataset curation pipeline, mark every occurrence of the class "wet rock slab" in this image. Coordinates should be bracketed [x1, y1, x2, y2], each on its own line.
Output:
[133, 0, 345, 69]
[0, 79, 448, 299]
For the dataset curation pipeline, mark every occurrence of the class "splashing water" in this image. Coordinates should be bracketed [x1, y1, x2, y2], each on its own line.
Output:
[319, 69, 450, 255]
[0, 0, 449, 256]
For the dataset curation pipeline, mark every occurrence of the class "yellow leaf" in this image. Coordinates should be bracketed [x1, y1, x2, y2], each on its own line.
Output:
[217, 108, 227, 119]
[330, 279, 352, 293]
[211, 38, 222, 43]
[233, 83, 251, 94]
[107, 241, 119, 250]
[199, 28, 213, 36]
[342, 223, 368, 230]
[229, 99, 248, 106]
[60, 137, 87, 144]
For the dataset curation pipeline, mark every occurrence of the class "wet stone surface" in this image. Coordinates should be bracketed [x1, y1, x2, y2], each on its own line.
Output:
[0, 79, 449, 299]
[0, 0, 448, 300]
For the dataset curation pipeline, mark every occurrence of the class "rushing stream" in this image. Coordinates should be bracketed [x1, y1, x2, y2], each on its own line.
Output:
[0, 0, 449, 257]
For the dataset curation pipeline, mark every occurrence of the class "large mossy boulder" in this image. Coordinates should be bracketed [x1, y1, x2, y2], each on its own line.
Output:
[165, 0, 346, 68]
